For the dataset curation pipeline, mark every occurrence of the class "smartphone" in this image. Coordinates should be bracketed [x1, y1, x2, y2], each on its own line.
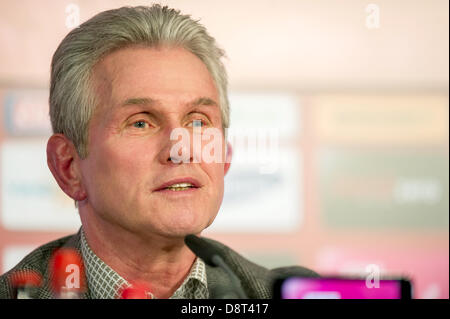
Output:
[273, 276, 412, 299]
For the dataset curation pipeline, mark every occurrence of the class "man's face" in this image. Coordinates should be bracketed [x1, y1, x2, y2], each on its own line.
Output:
[78, 46, 229, 239]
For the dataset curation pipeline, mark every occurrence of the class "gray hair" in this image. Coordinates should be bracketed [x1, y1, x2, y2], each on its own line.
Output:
[49, 5, 229, 158]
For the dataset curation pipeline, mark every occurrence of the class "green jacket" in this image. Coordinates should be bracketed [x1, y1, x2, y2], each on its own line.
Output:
[0, 229, 318, 299]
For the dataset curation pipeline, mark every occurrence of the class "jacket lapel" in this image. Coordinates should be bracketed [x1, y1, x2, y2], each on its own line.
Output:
[205, 263, 239, 299]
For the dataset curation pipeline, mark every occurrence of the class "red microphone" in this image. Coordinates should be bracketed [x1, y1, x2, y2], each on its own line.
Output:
[119, 281, 153, 299]
[49, 248, 86, 299]
[10, 270, 43, 299]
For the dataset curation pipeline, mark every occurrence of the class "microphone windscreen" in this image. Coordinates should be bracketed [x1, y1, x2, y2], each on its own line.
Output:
[118, 281, 152, 299]
[49, 248, 86, 295]
[184, 235, 218, 266]
[10, 270, 42, 288]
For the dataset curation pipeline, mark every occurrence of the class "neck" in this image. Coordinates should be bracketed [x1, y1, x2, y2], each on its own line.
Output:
[79, 210, 197, 299]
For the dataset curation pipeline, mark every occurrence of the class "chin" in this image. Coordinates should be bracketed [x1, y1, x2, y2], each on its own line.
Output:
[163, 214, 211, 237]
[167, 222, 205, 237]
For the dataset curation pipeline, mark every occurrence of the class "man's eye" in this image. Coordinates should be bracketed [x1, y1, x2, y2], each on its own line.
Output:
[132, 120, 148, 129]
[190, 119, 204, 127]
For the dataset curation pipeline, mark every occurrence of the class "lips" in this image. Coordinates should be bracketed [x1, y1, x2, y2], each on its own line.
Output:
[154, 178, 201, 192]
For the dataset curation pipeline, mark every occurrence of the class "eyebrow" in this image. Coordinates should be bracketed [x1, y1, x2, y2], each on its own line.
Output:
[188, 97, 218, 108]
[121, 96, 218, 108]
[121, 97, 156, 107]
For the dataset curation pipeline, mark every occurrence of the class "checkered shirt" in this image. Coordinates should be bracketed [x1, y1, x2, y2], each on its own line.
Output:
[80, 229, 208, 299]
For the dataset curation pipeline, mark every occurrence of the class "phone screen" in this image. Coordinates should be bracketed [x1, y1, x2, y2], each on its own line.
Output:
[276, 277, 411, 299]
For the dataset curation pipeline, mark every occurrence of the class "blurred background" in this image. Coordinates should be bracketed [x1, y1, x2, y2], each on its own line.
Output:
[0, 0, 448, 298]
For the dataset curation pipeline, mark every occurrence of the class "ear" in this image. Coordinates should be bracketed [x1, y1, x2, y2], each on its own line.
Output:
[46, 134, 87, 202]
[224, 142, 232, 175]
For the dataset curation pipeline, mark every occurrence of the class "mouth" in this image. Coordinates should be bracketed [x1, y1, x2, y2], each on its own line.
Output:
[154, 178, 201, 192]
[163, 182, 197, 192]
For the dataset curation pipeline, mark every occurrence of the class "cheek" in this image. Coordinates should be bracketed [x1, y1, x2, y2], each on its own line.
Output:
[205, 163, 225, 196]
[81, 140, 153, 200]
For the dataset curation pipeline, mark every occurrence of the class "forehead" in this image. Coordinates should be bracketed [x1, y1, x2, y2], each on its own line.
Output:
[91, 45, 219, 111]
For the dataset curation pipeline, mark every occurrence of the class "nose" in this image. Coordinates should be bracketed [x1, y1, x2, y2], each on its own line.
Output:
[157, 124, 194, 165]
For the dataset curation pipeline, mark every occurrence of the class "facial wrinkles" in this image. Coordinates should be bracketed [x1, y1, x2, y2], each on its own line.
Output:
[96, 52, 221, 167]
[89, 66, 116, 133]
[94, 50, 221, 135]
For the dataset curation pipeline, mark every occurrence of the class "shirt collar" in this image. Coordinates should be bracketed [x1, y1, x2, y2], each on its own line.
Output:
[80, 228, 208, 299]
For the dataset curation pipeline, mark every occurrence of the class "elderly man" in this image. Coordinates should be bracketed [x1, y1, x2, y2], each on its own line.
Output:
[0, 5, 317, 299]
